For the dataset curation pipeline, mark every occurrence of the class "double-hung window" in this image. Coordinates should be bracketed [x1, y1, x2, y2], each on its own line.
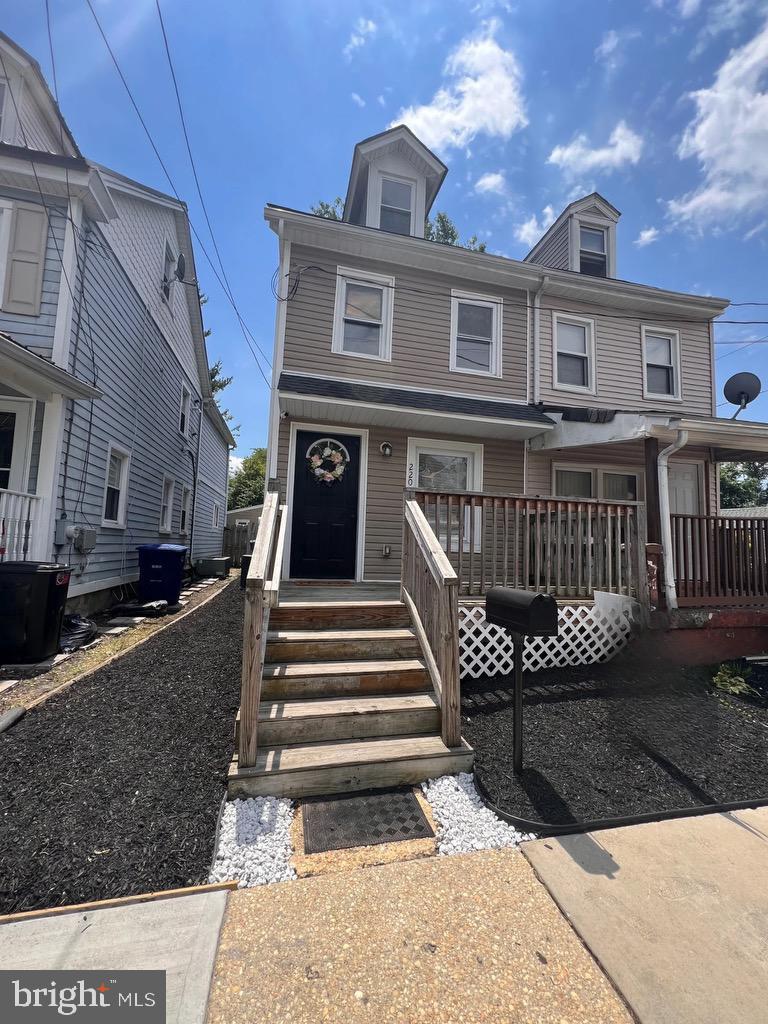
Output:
[180, 485, 191, 535]
[102, 443, 130, 527]
[212, 502, 221, 529]
[642, 327, 681, 400]
[554, 464, 642, 502]
[579, 226, 607, 277]
[450, 292, 502, 377]
[553, 313, 595, 392]
[379, 176, 413, 235]
[332, 267, 394, 361]
[159, 476, 174, 533]
[179, 385, 190, 435]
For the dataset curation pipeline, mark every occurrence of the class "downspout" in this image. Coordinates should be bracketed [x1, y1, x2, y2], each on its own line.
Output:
[658, 428, 688, 611]
[532, 275, 549, 406]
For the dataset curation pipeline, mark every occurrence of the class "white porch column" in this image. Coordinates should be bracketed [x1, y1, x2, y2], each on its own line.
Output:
[33, 394, 67, 561]
[658, 429, 689, 611]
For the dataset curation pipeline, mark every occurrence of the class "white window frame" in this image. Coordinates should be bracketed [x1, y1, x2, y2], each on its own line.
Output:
[159, 474, 174, 534]
[570, 213, 616, 277]
[102, 442, 131, 528]
[406, 437, 483, 552]
[179, 384, 191, 436]
[552, 312, 596, 395]
[641, 325, 682, 402]
[449, 290, 503, 378]
[376, 171, 416, 236]
[179, 483, 192, 536]
[161, 239, 176, 309]
[0, 198, 15, 306]
[331, 266, 394, 362]
[212, 502, 221, 529]
[552, 462, 645, 502]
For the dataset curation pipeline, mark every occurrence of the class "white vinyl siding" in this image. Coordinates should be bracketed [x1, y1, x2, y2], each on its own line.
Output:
[449, 291, 502, 377]
[553, 313, 595, 394]
[331, 266, 394, 362]
[102, 444, 130, 527]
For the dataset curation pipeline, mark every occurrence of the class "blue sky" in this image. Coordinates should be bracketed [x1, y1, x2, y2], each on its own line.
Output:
[4, 0, 768, 461]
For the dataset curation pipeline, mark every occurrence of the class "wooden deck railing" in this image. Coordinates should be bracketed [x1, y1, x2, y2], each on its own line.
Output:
[414, 489, 647, 602]
[0, 490, 43, 562]
[671, 513, 768, 607]
[401, 495, 461, 748]
[239, 491, 288, 768]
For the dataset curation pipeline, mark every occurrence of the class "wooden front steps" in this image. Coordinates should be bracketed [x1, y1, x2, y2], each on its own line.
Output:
[229, 598, 473, 799]
[227, 735, 474, 800]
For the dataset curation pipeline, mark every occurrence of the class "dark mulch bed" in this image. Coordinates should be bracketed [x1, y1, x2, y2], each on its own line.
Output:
[0, 582, 242, 914]
[463, 647, 768, 828]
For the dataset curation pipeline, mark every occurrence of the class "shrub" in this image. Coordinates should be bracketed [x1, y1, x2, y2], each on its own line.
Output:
[712, 661, 758, 698]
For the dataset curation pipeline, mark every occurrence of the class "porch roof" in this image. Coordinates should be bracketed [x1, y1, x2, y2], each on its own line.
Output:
[529, 409, 768, 457]
[278, 372, 554, 440]
[0, 333, 102, 400]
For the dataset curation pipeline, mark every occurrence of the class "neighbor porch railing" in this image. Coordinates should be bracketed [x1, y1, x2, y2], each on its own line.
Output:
[671, 513, 768, 607]
[414, 489, 648, 602]
[239, 491, 288, 768]
[0, 490, 43, 562]
[401, 495, 461, 747]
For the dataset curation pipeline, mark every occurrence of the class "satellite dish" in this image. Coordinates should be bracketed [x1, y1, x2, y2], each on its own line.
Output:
[724, 371, 761, 419]
[175, 252, 186, 283]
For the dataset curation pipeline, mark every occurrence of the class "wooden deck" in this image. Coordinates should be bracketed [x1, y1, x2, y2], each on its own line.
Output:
[278, 582, 402, 605]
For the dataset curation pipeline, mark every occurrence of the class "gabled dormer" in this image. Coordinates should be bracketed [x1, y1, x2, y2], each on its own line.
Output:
[524, 193, 620, 279]
[343, 125, 447, 239]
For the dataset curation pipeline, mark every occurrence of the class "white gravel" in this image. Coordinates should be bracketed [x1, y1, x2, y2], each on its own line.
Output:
[209, 796, 296, 887]
[422, 773, 536, 854]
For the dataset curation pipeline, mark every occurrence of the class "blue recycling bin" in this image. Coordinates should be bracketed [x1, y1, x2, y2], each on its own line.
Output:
[137, 544, 187, 604]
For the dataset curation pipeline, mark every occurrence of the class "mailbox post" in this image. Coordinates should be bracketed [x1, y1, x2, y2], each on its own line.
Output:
[485, 588, 559, 775]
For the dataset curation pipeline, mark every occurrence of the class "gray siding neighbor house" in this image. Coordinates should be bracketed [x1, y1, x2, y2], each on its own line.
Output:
[264, 124, 768, 611]
[0, 33, 234, 604]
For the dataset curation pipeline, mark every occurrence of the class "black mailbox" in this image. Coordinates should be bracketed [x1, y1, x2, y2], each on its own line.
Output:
[486, 587, 558, 638]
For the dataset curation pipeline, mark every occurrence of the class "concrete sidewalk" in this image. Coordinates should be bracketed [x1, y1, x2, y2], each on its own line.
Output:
[0, 888, 229, 1024]
[523, 807, 768, 1024]
[206, 848, 632, 1024]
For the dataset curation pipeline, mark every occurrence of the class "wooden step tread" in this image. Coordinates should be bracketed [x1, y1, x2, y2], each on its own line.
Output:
[235, 734, 472, 776]
[276, 600, 405, 610]
[263, 658, 425, 679]
[267, 628, 416, 642]
[259, 693, 437, 722]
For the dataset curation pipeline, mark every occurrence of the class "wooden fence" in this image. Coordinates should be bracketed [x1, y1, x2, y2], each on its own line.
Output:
[671, 513, 768, 607]
[413, 489, 647, 602]
[223, 520, 258, 567]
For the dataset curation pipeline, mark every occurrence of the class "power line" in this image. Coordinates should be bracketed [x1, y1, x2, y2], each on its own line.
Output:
[716, 337, 768, 360]
[84, 0, 271, 387]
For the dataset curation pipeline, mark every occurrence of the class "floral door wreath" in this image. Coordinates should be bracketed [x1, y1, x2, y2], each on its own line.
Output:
[306, 438, 350, 485]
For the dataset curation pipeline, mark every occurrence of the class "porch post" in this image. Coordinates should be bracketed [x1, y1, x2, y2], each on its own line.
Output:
[33, 395, 67, 562]
[644, 437, 662, 545]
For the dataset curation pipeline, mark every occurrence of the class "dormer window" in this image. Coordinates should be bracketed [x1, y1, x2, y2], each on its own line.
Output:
[579, 226, 607, 277]
[379, 176, 413, 235]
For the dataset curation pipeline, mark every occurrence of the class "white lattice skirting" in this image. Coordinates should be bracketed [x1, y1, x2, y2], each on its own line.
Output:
[459, 592, 636, 679]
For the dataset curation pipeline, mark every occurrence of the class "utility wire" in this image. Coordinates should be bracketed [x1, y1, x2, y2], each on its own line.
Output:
[84, 0, 271, 387]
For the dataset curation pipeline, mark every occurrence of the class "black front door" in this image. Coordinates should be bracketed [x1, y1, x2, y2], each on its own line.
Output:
[290, 430, 360, 579]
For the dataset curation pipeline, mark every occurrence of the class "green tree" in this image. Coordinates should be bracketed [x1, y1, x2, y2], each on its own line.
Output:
[426, 211, 487, 252]
[209, 358, 233, 395]
[311, 197, 344, 220]
[719, 462, 768, 508]
[228, 447, 267, 510]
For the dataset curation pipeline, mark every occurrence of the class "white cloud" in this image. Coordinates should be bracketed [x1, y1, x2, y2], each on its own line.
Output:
[229, 455, 244, 477]
[351, 92, 366, 108]
[668, 21, 768, 228]
[594, 28, 639, 74]
[634, 227, 660, 246]
[390, 19, 527, 151]
[679, 0, 702, 16]
[548, 121, 643, 175]
[514, 205, 556, 248]
[377, 94, 386, 107]
[343, 17, 377, 60]
[475, 170, 507, 195]
[595, 28, 621, 59]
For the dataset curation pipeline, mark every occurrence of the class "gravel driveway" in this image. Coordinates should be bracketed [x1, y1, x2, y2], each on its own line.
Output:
[0, 581, 242, 914]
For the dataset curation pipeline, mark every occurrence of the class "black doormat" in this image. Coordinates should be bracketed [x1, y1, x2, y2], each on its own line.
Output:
[302, 788, 434, 854]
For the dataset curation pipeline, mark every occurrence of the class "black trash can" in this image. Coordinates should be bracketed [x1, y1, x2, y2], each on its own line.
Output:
[137, 543, 187, 604]
[0, 562, 72, 664]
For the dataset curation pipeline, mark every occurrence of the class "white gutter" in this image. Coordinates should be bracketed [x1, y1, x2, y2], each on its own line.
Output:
[532, 275, 549, 406]
[658, 428, 688, 611]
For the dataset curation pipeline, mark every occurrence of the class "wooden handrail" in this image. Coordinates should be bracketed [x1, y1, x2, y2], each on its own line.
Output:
[401, 496, 461, 748]
[239, 491, 284, 769]
[414, 487, 643, 507]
